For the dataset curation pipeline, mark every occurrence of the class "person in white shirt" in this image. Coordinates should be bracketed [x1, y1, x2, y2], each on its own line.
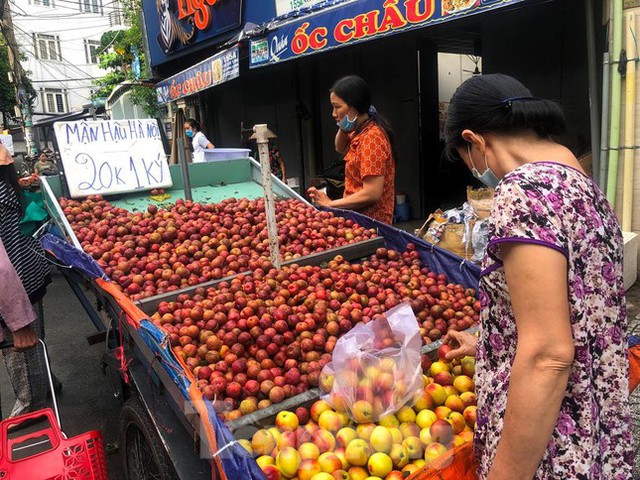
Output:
[184, 118, 214, 163]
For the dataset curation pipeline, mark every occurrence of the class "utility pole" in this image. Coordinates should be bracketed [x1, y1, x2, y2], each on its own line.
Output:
[0, 0, 36, 156]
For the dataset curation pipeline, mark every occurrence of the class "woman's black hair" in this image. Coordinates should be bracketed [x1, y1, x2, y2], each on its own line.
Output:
[185, 118, 201, 132]
[331, 75, 398, 162]
[0, 164, 23, 205]
[444, 74, 567, 161]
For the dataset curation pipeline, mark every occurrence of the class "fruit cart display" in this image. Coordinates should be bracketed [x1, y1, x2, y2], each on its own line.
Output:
[36, 157, 481, 479]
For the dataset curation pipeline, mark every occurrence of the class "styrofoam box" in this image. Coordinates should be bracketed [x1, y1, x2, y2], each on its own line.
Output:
[624, 231, 638, 291]
[202, 148, 251, 162]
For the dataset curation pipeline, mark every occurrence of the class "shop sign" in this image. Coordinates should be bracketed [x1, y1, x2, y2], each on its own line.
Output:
[142, 0, 243, 67]
[250, 0, 527, 68]
[53, 120, 172, 198]
[156, 45, 240, 104]
[275, 0, 330, 17]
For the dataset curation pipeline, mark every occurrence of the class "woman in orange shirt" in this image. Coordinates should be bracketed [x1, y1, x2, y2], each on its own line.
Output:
[308, 76, 396, 224]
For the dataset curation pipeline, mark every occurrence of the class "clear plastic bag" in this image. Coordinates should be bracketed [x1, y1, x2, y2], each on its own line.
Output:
[321, 302, 423, 423]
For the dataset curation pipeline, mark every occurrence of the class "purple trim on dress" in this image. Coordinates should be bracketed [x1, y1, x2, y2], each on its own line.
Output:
[534, 161, 590, 180]
[480, 263, 502, 277]
[488, 237, 569, 260]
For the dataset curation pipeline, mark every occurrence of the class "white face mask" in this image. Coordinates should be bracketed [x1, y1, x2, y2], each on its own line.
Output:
[467, 144, 500, 188]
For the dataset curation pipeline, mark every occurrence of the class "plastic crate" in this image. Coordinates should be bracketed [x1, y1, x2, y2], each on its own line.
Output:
[202, 148, 251, 162]
[0, 408, 107, 480]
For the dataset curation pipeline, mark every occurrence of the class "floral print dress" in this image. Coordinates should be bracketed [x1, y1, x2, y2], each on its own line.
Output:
[475, 162, 633, 479]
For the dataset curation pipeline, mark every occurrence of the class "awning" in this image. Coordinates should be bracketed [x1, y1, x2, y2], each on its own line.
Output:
[249, 0, 529, 68]
[155, 45, 240, 104]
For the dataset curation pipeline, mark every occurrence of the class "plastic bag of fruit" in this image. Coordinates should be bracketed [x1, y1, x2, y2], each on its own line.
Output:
[321, 302, 423, 423]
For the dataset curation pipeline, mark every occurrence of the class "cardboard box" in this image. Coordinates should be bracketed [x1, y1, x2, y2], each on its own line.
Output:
[624, 231, 638, 291]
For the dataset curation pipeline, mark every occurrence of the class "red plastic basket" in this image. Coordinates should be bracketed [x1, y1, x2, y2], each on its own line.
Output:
[0, 407, 108, 480]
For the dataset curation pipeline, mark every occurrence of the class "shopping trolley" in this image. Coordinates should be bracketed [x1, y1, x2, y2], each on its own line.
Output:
[0, 339, 108, 479]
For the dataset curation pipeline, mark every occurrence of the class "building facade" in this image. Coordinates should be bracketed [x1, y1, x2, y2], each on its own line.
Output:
[12, 0, 128, 122]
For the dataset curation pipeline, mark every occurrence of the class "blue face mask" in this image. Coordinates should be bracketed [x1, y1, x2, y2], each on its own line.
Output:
[468, 144, 500, 188]
[337, 112, 358, 132]
[185, 129, 194, 138]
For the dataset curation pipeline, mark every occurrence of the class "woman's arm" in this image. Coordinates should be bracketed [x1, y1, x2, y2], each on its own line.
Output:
[0, 237, 38, 351]
[487, 243, 574, 480]
[308, 175, 384, 209]
[335, 129, 351, 154]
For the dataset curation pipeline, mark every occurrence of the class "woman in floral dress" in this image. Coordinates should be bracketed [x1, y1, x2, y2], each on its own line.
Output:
[442, 74, 633, 479]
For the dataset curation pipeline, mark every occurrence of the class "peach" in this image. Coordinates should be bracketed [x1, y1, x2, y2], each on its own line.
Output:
[298, 459, 322, 480]
[310, 400, 332, 422]
[424, 442, 448, 463]
[276, 411, 300, 432]
[318, 452, 342, 473]
[276, 446, 301, 478]
[318, 410, 342, 433]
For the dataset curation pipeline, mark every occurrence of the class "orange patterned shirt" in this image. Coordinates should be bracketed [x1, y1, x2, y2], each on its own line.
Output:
[344, 121, 395, 224]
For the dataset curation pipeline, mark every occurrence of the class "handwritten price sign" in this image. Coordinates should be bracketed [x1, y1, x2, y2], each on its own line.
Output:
[54, 119, 173, 198]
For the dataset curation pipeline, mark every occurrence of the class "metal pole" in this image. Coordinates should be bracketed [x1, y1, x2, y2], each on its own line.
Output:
[176, 137, 192, 201]
[254, 124, 281, 270]
[600, 52, 611, 192]
[606, 0, 623, 204]
[586, 0, 600, 184]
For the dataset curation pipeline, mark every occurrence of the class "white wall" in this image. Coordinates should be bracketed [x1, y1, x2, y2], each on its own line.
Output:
[12, 0, 125, 121]
[437, 53, 482, 103]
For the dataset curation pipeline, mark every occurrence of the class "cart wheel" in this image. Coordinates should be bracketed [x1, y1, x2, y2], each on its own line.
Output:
[119, 398, 178, 480]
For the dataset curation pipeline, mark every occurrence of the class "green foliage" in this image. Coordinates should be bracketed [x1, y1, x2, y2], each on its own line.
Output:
[0, 34, 36, 122]
[91, 0, 159, 116]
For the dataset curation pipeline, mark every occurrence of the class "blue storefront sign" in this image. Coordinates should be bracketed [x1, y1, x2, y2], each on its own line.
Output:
[156, 45, 240, 103]
[142, 0, 243, 67]
[250, 0, 528, 68]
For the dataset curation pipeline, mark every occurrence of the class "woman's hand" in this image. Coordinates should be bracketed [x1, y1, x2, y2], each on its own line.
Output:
[307, 187, 332, 207]
[12, 325, 38, 352]
[442, 330, 477, 360]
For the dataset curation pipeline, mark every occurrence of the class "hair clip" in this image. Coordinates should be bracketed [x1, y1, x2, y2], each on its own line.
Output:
[502, 96, 538, 108]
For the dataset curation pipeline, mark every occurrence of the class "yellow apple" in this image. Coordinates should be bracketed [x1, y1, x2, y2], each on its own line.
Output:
[446, 412, 466, 434]
[402, 436, 424, 460]
[434, 406, 452, 420]
[367, 452, 393, 478]
[276, 411, 300, 432]
[463, 406, 477, 427]
[369, 426, 393, 453]
[238, 438, 253, 456]
[413, 459, 426, 468]
[263, 465, 282, 480]
[459, 430, 474, 443]
[311, 429, 336, 454]
[385, 471, 405, 480]
[311, 400, 333, 422]
[429, 361, 450, 376]
[269, 427, 282, 444]
[401, 464, 419, 474]
[337, 411, 351, 428]
[459, 392, 477, 408]
[336, 426, 358, 447]
[332, 470, 350, 480]
[378, 414, 399, 428]
[388, 444, 409, 469]
[345, 439, 372, 467]
[252, 429, 276, 456]
[444, 395, 465, 413]
[412, 390, 434, 412]
[388, 428, 403, 445]
[419, 428, 433, 446]
[348, 466, 368, 480]
[425, 383, 447, 406]
[277, 446, 301, 478]
[415, 409, 438, 429]
[453, 434, 466, 447]
[443, 386, 459, 397]
[399, 422, 420, 439]
[351, 400, 373, 423]
[424, 442, 448, 463]
[298, 459, 322, 480]
[299, 442, 320, 461]
[310, 473, 335, 480]
[277, 431, 297, 451]
[452, 375, 475, 393]
[318, 452, 343, 473]
[334, 447, 349, 469]
[319, 410, 342, 433]
[356, 422, 376, 442]
[257, 455, 275, 469]
[395, 406, 416, 424]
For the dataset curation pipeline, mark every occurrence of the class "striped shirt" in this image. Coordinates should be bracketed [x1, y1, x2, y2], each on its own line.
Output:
[0, 179, 50, 303]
